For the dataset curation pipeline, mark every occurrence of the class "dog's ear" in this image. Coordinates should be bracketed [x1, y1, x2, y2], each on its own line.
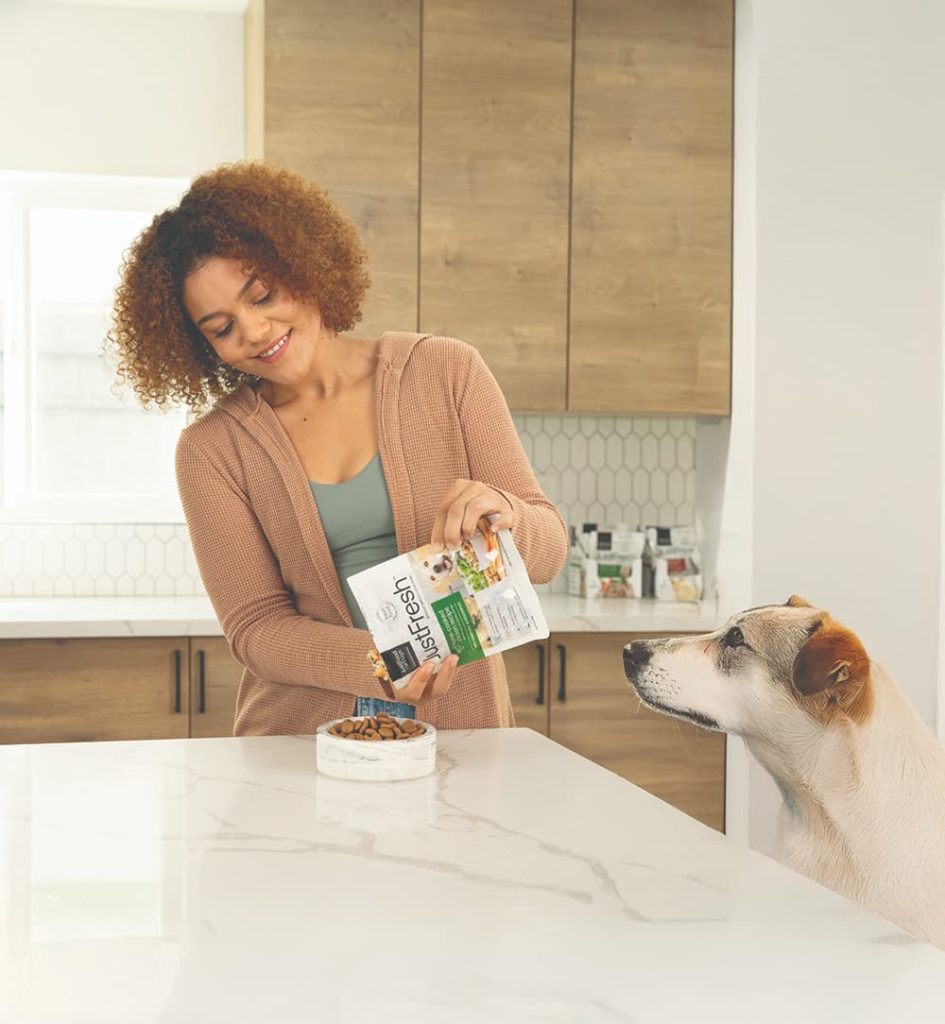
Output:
[792, 617, 873, 725]
[785, 595, 812, 608]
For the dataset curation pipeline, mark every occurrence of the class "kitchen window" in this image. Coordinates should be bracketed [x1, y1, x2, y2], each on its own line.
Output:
[0, 172, 189, 523]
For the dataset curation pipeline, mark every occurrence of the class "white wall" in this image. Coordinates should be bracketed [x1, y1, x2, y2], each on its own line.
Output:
[731, 0, 945, 854]
[0, 1, 244, 177]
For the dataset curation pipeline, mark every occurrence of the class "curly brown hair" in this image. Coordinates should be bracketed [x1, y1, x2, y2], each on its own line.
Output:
[105, 162, 371, 410]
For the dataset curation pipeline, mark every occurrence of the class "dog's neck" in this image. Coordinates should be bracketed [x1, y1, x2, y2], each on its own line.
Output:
[744, 667, 945, 888]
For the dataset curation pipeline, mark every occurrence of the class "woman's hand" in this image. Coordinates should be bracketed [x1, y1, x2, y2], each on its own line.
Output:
[393, 654, 460, 704]
[431, 479, 515, 550]
[368, 649, 459, 704]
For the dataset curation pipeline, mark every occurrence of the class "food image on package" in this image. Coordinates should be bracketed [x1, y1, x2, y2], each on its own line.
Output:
[348, 518, 549, 688]
[644, 525, 703, 602]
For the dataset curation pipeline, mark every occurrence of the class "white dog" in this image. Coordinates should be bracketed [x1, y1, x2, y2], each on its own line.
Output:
[623, 596, 945, 949]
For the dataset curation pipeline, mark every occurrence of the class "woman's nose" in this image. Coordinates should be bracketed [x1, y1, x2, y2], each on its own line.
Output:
[244, 313, 272, 348]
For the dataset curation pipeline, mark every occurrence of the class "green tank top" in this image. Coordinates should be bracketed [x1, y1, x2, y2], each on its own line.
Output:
[309, 454, 399, 630]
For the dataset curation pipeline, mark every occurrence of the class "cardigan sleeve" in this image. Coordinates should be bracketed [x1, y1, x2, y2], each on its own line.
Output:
[175, 431, 389, 700]
[456, 343, 569, 584]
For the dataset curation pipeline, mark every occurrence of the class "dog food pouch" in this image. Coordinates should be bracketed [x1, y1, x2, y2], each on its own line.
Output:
[348, 518, 549, 689]
[655, 553, 703, 602]
[644, 526, 703, 602]
[595, 557, 646, 598]
[568, 555, 646, 598]
[645, 525, 698, 551]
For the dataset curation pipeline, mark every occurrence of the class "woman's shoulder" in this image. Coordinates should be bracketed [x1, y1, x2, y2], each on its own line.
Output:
[383, 331, 479, 383]
[176, 385, 256, 454]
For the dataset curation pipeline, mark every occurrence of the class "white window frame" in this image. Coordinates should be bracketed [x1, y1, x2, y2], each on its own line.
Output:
[0, 171, 190, 524]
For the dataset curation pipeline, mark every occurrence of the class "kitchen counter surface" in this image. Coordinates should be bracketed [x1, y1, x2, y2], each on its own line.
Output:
[0, 593, 723, 639]
[0, 730, 941, 1023]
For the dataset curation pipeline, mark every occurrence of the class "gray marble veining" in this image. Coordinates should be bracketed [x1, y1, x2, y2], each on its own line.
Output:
[0, 730, 942, 1023]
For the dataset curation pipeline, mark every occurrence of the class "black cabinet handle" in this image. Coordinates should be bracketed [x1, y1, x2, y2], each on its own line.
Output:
[173, 649, 182, 714]
[556, 643, 567, 702]
[535, 644, 545, 705]
[198, 649, 206, 714]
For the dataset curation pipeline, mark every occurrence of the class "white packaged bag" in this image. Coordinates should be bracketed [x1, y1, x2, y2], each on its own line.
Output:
[644, 526, 703, 602]
[348, 519, 549, 688]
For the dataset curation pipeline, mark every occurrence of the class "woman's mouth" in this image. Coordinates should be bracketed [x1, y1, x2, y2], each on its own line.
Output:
[255, 329, 292, 364]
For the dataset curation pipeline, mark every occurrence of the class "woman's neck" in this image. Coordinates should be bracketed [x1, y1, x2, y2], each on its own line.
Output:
[260, 333, 378, 408]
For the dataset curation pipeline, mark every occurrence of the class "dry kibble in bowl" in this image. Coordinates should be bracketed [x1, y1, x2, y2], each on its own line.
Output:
[316, 712, 436, 781]
[328, 713, 426, 742]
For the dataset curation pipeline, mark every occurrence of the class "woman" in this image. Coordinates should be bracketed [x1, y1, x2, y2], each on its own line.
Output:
[108, 162, 568, 735]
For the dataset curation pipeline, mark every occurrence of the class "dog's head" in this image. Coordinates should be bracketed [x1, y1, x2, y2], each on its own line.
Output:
[622, 596, 874, 738]
[420, 551, 454, 584]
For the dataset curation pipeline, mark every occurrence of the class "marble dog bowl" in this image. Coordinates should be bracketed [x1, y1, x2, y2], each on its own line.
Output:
[315, 716, 437, 782]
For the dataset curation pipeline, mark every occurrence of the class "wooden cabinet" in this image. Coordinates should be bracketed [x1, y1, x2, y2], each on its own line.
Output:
[251, 0, 733, 416]
[503, 642, 549, 735]
[548, 633, 725, 830]
[0, 638, 190, 745]
[505, 631, 726, 831]
[420, 0, 571, 410]
[569, 0, 733, 414]
[189, 638, 242, 739]
[0, 637, 242, 745]
[261, 0, 421, 338]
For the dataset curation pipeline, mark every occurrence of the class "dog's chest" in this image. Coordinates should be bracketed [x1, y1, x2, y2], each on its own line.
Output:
[778, 805, 860, 896]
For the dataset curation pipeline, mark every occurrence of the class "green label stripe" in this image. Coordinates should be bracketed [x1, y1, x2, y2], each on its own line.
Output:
[431, 592, 485, 665]
[597, 563, 624, 578]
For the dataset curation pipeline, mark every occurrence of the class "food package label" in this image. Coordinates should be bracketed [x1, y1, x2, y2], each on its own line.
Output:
[349, 522, 549, 688]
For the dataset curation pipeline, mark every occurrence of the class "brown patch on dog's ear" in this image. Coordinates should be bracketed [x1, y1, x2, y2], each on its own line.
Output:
[791, 616, 874, 726]
[786, 595, 813, 608]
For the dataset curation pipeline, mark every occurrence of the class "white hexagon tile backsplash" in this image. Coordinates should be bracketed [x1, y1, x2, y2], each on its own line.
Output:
[0, 416, 695, 597]
[515, 415, 696, 537]
[0, 523, 203, 598]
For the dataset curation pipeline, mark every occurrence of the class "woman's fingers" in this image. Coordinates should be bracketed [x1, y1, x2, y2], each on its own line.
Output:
[443, 486, 480, 549]
[393, 660, 438, 703]
[442, 482, 478, 550]
[487, 511, 514, 533]
[394, 655, 459, 704]
[432, 480, 514, 550]
[459, 499, 497, 544]
[430, 479, 469, 550]
[425, 654, 458, 700]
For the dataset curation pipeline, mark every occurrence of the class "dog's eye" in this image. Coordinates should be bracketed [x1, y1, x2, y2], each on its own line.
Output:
[723, 626, 746, 649]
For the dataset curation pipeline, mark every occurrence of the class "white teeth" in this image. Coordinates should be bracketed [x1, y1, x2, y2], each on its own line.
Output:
[259, 331, 289, 358]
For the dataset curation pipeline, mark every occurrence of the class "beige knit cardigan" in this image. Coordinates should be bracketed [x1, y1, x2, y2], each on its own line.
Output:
[176, 332, 569, 735]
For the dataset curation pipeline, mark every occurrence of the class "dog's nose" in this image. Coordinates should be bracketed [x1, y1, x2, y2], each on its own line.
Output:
[623, 642, 651, 676]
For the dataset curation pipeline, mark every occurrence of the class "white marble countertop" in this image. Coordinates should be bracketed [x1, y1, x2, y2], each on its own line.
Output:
[540, 592, 722, 633]
[0, 593, 722, 639]
[0, 730, 941, 1023]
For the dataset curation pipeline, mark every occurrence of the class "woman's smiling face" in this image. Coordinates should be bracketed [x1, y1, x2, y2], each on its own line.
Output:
[182, 256, 324, 382]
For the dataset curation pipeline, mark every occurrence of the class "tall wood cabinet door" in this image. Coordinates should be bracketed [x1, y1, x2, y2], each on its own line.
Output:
[548, 633, 725, 831]
[421, 0, 572, 409]
[502, 642, 550, 736]
[263, 0, 420, 336]
[189, 638, 243, 739]
[569, 0, 733, 414]
[0, 638, 190, 745]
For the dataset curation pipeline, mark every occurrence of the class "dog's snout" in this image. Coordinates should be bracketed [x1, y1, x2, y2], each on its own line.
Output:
[623, 642, 652, 676]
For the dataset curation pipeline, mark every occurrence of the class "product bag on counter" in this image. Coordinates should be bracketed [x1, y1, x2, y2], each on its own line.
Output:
[567, 528, 647, 599]
[348, 517, 549, 689]
[644, 526, 704, 603]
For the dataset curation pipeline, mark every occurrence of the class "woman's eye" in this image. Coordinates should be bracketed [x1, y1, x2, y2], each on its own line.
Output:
[724, 626, 745, 648]
[253, 289, 274, 306]
[213, 322, 234, 340]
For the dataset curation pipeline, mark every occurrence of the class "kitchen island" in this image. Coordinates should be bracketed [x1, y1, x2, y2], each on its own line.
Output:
[1, 729, 941, 1023]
